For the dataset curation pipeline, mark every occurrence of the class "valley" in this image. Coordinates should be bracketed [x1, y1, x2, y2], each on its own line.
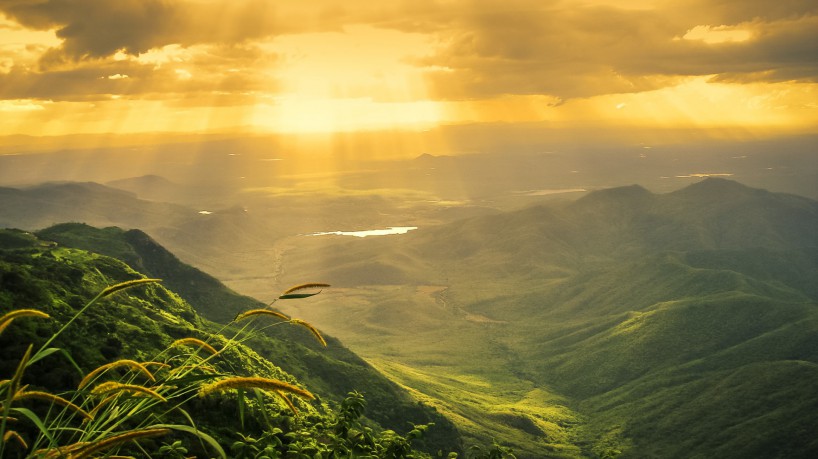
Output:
[1, 138, 818, 457]
[2, 0, 817, 455]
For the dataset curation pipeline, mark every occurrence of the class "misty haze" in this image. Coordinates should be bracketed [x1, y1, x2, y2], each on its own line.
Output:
[1, 1, 817, 458]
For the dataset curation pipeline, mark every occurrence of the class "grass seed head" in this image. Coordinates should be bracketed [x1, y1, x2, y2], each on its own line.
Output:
[65, 428, 171, 459]
[78, 360, 156, 389]
[99, 278, 162, 298]
[290, 319, 327, 347]
[3, 430, 27, 449]
[199, 376, 314, 400]
[234, 309, 290, 322]
[14, 390, 93, 421]
[281, 283, 331, 295]
[0, 309, 49, 335]
[170, 337, 219, 355]
[90, 381, 167, 402]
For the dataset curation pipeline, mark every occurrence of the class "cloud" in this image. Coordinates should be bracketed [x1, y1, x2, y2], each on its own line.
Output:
[0, 0, 282, 61]
[405, 1, 818, 99]
[684, 0, 818, 23]
[0, 44, 278, 101]
[0, 0, 816, 106]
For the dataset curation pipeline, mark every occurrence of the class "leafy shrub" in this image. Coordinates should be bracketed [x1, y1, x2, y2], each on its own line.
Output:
[0, 280, 441, 458]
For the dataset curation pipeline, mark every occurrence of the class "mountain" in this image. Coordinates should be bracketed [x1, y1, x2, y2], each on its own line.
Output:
[0, 180, 294, 284]
[3, 176, 817, 457]
[0, 227, 462, 456]
[105, 175, 186, 202]
[0, 181, 185, 230]
[268, 178, 818, 458]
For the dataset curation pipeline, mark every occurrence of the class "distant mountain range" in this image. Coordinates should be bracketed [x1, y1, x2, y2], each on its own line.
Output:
[2, 177, 817, 457]
[268, 178, 818, 458]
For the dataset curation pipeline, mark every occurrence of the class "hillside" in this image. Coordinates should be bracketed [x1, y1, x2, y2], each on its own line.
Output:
[3, 177, 817, 457]
[268, 178, 818, 458]
[0, 227, 462, 456]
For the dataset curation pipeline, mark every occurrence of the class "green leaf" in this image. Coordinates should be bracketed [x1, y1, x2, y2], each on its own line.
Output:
[11, 407, 58, 447]
[58, 348, 84, 376]
[238, 387, 246, 431]
[278, 292, 321, 300]
[150, 423, 227, 459]
[27, 347, 62, 366]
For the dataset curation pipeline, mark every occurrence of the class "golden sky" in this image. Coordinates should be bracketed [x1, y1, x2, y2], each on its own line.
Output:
[0, 0, 816, 140]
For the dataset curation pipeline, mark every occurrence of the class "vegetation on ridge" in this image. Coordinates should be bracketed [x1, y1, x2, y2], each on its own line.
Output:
[30, 223, 462, 453]
[0, 228, 466, 458]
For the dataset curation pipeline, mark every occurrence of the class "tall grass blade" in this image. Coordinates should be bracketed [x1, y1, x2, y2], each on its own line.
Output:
[150, 424, 227, 459]
[281, 283, 331, 295]
[10, 407, 58, 449]
[278, 292, 322, 300]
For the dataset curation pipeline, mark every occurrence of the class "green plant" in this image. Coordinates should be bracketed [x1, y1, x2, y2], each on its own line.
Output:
[466, 440, 517, 459]
[0, 279, 326, 458]
[0, 277, 442, 458]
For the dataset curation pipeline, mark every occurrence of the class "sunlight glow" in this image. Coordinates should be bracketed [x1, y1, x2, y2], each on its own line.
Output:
[251, 97, 442, 133]
[0, 100, 46, 112]
[681, 25, 753, 44]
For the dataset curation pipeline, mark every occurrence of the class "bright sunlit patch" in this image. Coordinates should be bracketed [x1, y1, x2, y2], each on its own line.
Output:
[134, 44, 193, 67]
[307, 227, 418, 238]
[515, 188, 588, 196]
[175, 69, 193, 80]
[676, 173, 734, 178]
[242, 25, 444, 133]
[565, 77, 818, 131]
[0, 100, 46, 112]
[271, 25, 432, 102]
[251, 97, 441, 133]
[0, 13, 62, 48]
[681, 25, 753, 44]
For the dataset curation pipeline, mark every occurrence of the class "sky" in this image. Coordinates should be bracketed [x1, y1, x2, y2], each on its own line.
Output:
[0, 0, 816, 144]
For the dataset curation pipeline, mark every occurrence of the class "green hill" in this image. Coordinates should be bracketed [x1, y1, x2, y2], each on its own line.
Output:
[268, 178, 818, 458]
[0, 227, 462, 457]
[4, 177, 818, 457]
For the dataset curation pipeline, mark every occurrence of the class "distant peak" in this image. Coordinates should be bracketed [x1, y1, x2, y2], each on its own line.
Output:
[572, 184, 653, 211]
[32, 181, 132, 195]
[672, 177, 757, 197]
[414, 153, 451, 161]
[581, 184, 652, 201]
[106, 174, 174, 186]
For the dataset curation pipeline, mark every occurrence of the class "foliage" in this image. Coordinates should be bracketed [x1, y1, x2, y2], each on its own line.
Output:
[0, 231, 449, 458]
[32, 223, 462, 454]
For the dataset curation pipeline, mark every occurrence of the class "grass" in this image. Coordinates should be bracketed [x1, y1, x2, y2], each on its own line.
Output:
[0, 277, 449, 458]
[27, 224, 464, 453]
[0, 279, 232, 458]
[271, 231, 818, 458]
[369, 359, 583, 459]
[0, 229, 467, 458]
[272, 282, 585, 458]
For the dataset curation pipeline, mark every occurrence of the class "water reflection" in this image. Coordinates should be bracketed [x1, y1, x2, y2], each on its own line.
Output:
[306, 227, 418, 237]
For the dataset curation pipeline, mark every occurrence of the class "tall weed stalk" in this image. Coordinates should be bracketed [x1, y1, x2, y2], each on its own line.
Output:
[0, 279, 327, 458]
